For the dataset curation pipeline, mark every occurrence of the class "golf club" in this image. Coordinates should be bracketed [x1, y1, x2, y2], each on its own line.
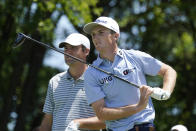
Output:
[13, 33, 140, 88]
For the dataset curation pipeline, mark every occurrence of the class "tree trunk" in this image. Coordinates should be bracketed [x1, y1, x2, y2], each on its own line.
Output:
[14, 42, 46, 131]
[0, 43, 30, 131]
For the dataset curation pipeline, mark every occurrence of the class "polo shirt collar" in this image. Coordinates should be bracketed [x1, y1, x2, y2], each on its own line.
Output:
[65, 69, 84, 81]
[116, 48, 123, 58]
[95, 48, 124, 67]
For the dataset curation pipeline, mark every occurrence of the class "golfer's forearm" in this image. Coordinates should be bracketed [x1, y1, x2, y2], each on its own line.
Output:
[38, 126, 51, 131]
[75, 117, 105, 130]
[95, 104, 143, 121]
[38, 114, 52, 131]
[160, 65, 177, 93]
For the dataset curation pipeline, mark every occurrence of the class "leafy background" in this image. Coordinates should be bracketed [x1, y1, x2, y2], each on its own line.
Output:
[0, 0, 195, 130]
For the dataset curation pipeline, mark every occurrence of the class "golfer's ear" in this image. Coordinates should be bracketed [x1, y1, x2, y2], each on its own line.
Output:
[85, 48, 90, 55]
[114, 33, 119, 40]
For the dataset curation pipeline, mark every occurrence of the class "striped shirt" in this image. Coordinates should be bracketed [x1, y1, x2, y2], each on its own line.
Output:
[43, 70, 97, 131]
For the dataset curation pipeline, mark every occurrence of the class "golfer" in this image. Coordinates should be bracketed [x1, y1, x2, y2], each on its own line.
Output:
[83, 16, 177, 131]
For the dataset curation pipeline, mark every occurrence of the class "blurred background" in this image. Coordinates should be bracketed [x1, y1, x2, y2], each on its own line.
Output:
[0, 0, 196, 130]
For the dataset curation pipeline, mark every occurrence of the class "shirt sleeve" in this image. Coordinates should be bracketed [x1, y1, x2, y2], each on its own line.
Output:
[43, 80, 54, 114]
[84, 68, 105, 105]
[132, 50, 162, 76]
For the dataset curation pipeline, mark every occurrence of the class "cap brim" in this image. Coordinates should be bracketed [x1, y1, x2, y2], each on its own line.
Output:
[59, 42, 65, 48]
[83, 22, 102, 34]
[59, 42, 82, 48]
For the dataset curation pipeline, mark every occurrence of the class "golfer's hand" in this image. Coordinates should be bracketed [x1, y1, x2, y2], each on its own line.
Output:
[65, 121, 80, 131]
[137, 85, 153, 110]
[151, 87, 171, 100]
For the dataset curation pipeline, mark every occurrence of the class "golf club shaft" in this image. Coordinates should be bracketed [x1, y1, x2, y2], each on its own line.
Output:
[23, 34, 87, 65]
[21, 33, 140, 88]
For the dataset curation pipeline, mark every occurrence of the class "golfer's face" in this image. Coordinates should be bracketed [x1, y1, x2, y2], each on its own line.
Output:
[63, 44, 85, 65]
[91, 26, 115, 51]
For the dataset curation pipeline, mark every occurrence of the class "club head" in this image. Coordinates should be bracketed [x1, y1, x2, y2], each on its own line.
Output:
[12, 33, 27, 48]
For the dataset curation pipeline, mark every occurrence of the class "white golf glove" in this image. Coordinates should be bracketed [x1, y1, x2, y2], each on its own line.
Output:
[65, 121, 80, 131]
[151, 87, 171, 100]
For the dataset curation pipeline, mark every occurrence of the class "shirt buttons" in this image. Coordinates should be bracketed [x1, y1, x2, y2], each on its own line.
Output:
[119, 50, 122, 55]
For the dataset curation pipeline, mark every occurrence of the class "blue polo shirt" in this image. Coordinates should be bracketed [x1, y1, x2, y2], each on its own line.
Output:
[84, 49, 162, 131]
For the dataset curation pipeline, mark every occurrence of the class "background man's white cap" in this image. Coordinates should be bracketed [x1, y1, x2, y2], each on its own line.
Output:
[59, 33, 90, 49]
[83, 16, 120, 35]
[171, 124, 188, 131]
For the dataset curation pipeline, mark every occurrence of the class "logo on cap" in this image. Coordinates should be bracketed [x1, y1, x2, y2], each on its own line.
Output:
[96, 19, 107, 24]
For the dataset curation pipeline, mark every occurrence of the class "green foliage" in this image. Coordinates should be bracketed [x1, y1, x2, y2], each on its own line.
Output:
[0, 0, 101, 130]
[0, 0, 196, 130]
[60, 0, 102, 26]
[173, 32, 195, 59]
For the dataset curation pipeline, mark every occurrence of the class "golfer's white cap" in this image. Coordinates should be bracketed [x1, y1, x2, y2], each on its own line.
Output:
[59, 33, 90, 49]
[83, 16, 120, 35]
[171, 124, 188, 131]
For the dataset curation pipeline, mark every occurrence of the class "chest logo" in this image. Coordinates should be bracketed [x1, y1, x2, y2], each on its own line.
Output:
[100, 76, 113, 84]
[123, 68, 135, 75]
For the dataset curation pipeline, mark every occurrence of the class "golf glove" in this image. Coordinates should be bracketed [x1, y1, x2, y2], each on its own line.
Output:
[151, 87, 171, 100]
[65, 121, 80, 131]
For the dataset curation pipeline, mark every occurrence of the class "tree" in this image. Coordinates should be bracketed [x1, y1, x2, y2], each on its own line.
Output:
[1, 0, 196, 130]
[0, 0, 101, 130]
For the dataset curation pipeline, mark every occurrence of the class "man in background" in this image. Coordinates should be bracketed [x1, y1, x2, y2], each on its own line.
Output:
[36, 33, 105, 131]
